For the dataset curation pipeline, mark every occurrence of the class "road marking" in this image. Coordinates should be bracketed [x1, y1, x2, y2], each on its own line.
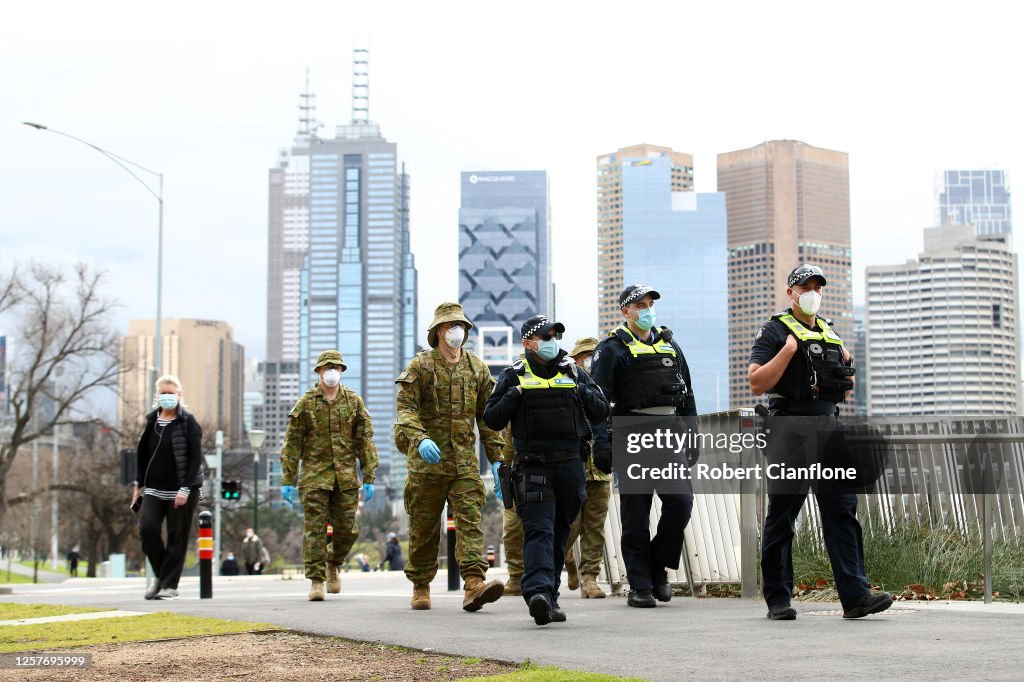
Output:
[0, 610, 148, 626]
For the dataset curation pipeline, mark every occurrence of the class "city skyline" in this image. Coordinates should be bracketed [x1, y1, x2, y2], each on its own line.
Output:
[3, 2, 1021, 401]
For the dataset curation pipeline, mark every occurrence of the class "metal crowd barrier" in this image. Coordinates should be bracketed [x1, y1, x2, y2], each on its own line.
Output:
[590, 412, 1024, 603]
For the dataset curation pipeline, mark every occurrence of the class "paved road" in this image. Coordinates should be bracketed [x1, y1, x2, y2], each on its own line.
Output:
[3, 571, 1022, 680]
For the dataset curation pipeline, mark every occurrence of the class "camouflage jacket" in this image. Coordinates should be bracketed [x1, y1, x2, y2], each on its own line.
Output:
[393, 348, 506, 476]
[280, 384, 378, 491]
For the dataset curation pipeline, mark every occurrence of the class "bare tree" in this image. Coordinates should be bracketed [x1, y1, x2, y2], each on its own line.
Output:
[0, 263, 120, 534]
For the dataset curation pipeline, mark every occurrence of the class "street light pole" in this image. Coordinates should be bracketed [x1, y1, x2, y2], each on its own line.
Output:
[22, 121, 165, 401]
[247, 430, 266, 537]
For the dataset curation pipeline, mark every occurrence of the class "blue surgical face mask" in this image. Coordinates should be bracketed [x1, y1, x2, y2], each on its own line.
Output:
[536, 338, 560, 361]
[633, 308, 656, 331]
[158, 394, 179, 410]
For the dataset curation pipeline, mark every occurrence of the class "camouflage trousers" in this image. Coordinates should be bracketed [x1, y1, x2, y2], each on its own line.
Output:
[301, 483, 359, 581]
[404, 472, 488, 585]
[565, 480, 612, 577]
[502, 506, 523, 580]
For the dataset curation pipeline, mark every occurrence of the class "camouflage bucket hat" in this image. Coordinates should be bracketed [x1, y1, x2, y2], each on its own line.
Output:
[313, 349, 348, 372]
[427, 302, 473, 348]
[569, 337, 599, 358]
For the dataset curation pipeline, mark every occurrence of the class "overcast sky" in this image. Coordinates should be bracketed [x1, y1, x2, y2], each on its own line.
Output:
[1, 0, 1019, 363]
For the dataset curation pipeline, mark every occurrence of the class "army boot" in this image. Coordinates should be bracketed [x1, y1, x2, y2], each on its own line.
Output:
[565, 554, 580, 591]
[463, 576, 504, 612]
[411, 584, 431, 610]
[504, 574, 522, 596]
[308, 580, 326, 601]
[581, 575, 606, 599]
[326, 563, 341, 594]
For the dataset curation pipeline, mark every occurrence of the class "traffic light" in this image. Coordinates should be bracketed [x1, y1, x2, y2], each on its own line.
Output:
[221, 480, 241, 500]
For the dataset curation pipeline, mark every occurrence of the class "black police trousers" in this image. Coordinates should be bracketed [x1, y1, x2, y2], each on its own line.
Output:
[620, 490, 693, 591]
[517, 458, 586, 605]
[761, 415, 871, 610]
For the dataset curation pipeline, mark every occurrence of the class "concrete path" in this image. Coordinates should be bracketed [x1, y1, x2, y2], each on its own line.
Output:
[0, 610, 146, 626]
[2, 571, 1022, 680]
[1, 560, 67, 583]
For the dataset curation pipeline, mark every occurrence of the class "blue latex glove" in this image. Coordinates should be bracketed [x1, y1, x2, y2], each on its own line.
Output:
[362, 482, 375, 502]
[491, 462, 503, 502]
[281, 484, 296, 506]
[418, 438, 441, 464]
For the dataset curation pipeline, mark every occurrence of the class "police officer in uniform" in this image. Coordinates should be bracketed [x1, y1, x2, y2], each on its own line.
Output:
[749, 264, 893, 620]
[591, 285, 697, 608]
[484, 315, 610, 625]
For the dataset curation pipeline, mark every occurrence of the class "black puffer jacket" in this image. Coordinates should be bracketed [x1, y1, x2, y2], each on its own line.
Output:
[135, 407, 204, 489]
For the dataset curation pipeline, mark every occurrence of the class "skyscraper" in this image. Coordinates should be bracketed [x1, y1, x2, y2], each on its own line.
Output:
[597, 144, 694, 334]
[459, 171, 551, 369]
[596, 146, 727, 412]
[937, 170, 1012, 236]
[260, 53, 418, 501]
[866, 225, 1021, 415]
[718, 140, 853, 409]
[119, 319, 246, 446]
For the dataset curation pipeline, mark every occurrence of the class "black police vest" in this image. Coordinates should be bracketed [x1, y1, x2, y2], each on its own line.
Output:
[609, 326, 688, 412]
[771, 312, 853, 404]
[509, 356, 582, 441]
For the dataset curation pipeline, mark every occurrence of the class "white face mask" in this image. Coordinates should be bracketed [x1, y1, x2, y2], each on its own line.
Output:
[796, 290, 822, 316]
[322, 369, 341, 387]
[583, 357, 592, 372]
[444, 326, 466, 348]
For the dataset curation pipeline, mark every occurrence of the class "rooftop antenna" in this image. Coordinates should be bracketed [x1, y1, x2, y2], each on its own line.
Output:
[297, 67, 317, 141]
[352, 48, 369, 124]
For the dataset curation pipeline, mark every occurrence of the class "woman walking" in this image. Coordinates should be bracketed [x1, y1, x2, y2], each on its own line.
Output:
[130, 375, 203, 600]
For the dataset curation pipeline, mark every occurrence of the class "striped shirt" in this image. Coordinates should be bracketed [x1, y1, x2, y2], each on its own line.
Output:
[141, 418, 204, 501]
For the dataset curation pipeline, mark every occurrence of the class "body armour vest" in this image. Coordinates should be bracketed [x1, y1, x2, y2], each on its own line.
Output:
[510, 355, 581, 441]
[610, 325, 689, 412]
[772, 312, 854, 403]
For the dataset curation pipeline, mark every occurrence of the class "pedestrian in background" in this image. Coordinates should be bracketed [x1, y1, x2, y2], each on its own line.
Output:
[378, 533, 406, 571]
[131, 374, 204, 601]
[241, 528, 266, 575]
[66, 547, 81, 578]
[220, 552, 241, 576]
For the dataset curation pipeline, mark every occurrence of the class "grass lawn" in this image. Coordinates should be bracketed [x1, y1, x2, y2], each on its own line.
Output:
[461, 663, 648, 681]
[0, 610, 276, 653]
[16, 559, 90, 576]
[0, 570, 33, 584]
[0, 604, 103, 621]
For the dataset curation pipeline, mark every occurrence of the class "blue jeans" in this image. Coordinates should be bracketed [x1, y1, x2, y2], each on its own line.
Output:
[516, 458, 586, 605]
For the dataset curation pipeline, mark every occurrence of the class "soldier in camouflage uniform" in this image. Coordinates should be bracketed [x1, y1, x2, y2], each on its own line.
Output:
[393, 302, 507, 611]
[500, 427, 524, 595]
[280, 350, 378, 601]
[563, 337, 612, 599]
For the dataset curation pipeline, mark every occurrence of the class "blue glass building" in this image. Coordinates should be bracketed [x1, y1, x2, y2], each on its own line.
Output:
[459, 171, 551, 368]
[620, 157, 729, 413]
[295, 125, 417, 503]
[938, 170, 1013, 235]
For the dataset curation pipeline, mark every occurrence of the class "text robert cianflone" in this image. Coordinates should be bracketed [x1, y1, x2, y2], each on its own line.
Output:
[624, 462, 858, 481]
[624, 428, 767, 455]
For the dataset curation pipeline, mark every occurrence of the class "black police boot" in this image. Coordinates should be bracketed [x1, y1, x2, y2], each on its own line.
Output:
[767, 603, 797, 620]
[550, 602, 567, 622]
[843, 592, 893, 619]
[528, 593, 553, 625]
[627, 589, 657, 608]
[652, 570, 672, 602]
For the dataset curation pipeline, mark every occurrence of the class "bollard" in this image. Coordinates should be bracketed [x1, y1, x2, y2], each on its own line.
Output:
[198, 510, 213, 599]
[446, 502, 459, 591]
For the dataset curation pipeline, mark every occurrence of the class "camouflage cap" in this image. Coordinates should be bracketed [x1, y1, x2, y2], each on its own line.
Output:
[313, 349, 348, 372]
[569, 336, 599, 358]
[427, 302, 473, 348]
